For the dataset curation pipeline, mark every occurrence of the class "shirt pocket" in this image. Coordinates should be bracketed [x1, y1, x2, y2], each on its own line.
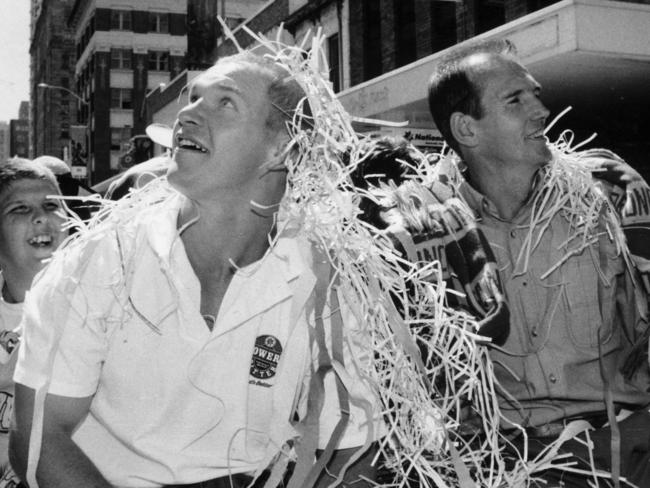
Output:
[562, 250, 617, 349]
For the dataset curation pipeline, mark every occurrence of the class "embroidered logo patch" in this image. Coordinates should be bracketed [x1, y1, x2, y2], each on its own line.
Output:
[250, 335, 283, 381]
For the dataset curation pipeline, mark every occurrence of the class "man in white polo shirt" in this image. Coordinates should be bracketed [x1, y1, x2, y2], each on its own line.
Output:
[9, 51, 380, 488]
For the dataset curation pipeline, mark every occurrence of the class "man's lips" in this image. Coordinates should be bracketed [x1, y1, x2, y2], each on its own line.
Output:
[527, 128, 546, 139]
[175, 133, 208, 153]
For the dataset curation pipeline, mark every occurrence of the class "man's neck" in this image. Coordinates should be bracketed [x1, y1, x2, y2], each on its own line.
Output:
[464, 160, 538, 221]
[178, 195, 275, 281]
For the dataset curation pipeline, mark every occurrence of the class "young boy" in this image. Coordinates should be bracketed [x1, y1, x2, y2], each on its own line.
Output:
[0, 158, 65, 487]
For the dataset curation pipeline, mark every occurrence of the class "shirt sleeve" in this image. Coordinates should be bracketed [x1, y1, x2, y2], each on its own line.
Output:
[14, 237, 122, 398]
[316, 286, 384, 450]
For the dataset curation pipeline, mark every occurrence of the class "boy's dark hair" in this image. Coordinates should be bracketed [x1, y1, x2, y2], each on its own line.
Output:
[216, 52, 312, 133]
[0, 158, 60, 196]
[427, 39, 516, 154]
[348, 136, 421, 229]
[350, 136, 419, 190]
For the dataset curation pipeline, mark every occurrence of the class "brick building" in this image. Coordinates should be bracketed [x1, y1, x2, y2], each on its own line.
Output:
[208, 0, 650, 174]
[67, 0, 187, 184]
[30, 0, 77, 162]
[0, 122, 10, 163]
[10, 102, 31, 158]
[339, 0, 650, 177]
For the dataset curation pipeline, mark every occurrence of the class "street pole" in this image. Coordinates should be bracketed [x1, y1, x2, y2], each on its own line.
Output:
[37, 83, 90, 183]
[37, 83, 88, 106]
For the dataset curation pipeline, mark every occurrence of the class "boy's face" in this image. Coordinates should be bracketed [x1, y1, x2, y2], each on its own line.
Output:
[0, 179, 65, 275]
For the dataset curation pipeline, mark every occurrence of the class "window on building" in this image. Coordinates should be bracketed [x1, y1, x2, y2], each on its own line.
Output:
[362, 0, 382, 81]
[110, 88, 133, 110]
[110, 10, 132, 31]
[395, 0, 416, 67]
[110, 127, 132, 151]
[148, 51, 169, 71]
[431, 1, 457, 52]
[111, 49, 132, 69]
[327, 33, 341, 93]
[476, 0, 505, 35]
[149, 12, 169, 33]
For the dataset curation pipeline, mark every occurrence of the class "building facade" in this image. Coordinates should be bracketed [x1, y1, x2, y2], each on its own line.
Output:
[10, 102, 31, 158]
[212, 0, 650, 175]
[186, 0, 268, 70]
[0, 122, 10, 163]
[67, 0, 187, 184]
[30, 0, 77, 162]
[339, 0, 650, 177]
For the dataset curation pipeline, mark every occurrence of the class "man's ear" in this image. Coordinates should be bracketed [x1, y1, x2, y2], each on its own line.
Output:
[450, 112, 478, 149]
[260, 132, 291, 174]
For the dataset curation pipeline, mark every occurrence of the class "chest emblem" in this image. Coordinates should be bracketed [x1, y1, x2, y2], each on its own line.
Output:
[250, 334, 283, 381]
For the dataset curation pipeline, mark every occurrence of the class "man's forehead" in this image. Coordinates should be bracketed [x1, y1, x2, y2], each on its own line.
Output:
[194, 61, 272, 92]
[466, 53, 537, 92]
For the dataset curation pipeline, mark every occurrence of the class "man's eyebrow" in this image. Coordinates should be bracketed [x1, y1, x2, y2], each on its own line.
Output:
[502, 88, 523, 99]
[211, 82, 243, 96]
[180, 81, 243, 102]
[501, 83, 541, 99]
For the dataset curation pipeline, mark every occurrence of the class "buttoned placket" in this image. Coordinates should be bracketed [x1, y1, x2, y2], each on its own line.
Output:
[473, 188, 565, 396]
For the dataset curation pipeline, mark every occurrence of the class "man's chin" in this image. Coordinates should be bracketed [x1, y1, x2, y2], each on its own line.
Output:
[165, 163, 182, 188]
[166, 166, 198, 198]
[538, 145, 553, 165]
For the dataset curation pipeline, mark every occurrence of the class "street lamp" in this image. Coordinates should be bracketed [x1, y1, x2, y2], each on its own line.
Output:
[37, 82, 88, 106]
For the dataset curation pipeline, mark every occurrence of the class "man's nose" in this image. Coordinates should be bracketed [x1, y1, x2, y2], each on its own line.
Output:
[531, 97, 550, 121]
[177, 104, 200, 127]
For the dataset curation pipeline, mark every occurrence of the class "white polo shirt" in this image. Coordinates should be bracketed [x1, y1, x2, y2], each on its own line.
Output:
[15, 193, 379, 487]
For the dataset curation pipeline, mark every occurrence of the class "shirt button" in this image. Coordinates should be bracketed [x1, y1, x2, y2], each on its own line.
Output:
[549, 374, 557, 383]
[510, 230, 516, 238]
[531, 327, 538, 337]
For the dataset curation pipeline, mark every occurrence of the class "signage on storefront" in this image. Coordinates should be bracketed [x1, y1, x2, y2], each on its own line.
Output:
[380, 127, 445, 151]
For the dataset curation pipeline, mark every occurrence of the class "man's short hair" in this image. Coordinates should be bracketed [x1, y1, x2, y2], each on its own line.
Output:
[0, 157, 60, 198]
[215, 52, 311, 134]
[427, 39, 516, 154]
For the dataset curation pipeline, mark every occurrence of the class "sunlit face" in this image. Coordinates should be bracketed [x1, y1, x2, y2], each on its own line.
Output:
[469, 54, 552, 171]
[0, 179, 65, 277]
[167, 61, 282, 201]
